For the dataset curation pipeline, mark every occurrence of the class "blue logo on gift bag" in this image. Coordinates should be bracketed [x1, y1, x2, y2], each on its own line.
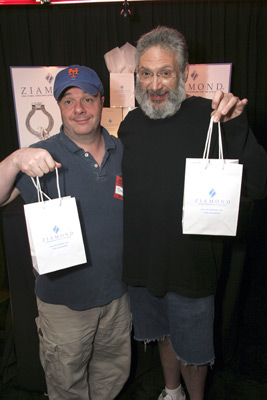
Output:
[53, 225, 59, 234]
[209, 189, 216, 198]
[195, 187, 231, 205]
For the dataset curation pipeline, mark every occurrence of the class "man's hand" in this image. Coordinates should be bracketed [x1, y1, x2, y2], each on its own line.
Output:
[211, 90, 248, 122]
[13, 147, 61, 177]
[0, 147, 61, 206]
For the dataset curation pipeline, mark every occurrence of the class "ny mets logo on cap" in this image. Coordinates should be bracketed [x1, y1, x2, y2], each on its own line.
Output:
[54, 64, 104, 101]
[68, 67, 79, 79]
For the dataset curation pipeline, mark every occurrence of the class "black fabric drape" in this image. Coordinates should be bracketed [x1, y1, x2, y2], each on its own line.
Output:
[0, 0, 267, 389]
[0, 1, 266, 389]
[0, 1, 266, 159]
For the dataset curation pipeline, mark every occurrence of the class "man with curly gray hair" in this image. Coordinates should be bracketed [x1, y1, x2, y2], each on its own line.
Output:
[135, 27, 188, 120]
[118, 26, 267, 400]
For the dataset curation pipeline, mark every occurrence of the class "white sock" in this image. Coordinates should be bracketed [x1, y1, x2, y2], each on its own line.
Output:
[165, 384, 182, 399]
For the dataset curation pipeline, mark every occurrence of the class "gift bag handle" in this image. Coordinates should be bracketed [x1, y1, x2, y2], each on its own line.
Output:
[31, 167, 62, 204]
[203, 116, 224, 162]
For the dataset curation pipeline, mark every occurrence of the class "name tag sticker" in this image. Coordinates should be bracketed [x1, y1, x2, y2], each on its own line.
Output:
[114, 175, 123, 200]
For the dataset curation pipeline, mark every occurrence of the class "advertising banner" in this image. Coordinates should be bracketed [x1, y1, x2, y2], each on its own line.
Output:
[11, 63, 232, 148]
[10, 66, 65, 148]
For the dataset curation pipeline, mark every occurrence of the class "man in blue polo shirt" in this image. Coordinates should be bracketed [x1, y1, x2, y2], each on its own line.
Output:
[0, 65, 131, 400]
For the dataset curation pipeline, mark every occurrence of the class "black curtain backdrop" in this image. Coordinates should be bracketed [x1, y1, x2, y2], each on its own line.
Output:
[0, 1, 266, 160]
[0, 0, 266, 388]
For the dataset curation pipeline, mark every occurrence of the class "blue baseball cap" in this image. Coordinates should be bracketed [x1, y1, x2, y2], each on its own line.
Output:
[54, 65, 104, 100]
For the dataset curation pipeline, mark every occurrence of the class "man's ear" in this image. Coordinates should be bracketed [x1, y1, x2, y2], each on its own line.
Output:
[183, 63, 189, 83]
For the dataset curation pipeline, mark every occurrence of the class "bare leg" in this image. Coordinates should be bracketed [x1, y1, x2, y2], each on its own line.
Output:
[180, 363, 207, 400]
[158, 337, 181, 389]
[158, 338, 207, 400]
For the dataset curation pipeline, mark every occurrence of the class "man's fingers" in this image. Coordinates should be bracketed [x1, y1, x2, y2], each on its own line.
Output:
[211, 90, 248, 122]
[14, 148, 61, 177]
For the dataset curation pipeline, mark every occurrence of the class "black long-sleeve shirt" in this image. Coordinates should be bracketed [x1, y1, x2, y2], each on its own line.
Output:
[118, 96, 267, 298]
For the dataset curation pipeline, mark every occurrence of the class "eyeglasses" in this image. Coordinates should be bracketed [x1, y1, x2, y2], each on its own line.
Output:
[138, 70, 177, 83]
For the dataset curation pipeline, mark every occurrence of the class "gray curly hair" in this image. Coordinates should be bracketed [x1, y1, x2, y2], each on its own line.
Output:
[136, 26, 188, 73]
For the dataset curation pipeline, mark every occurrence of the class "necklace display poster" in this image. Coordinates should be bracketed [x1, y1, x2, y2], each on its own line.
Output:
[185, 63, 232, 99]
[10, 66, 65, 148]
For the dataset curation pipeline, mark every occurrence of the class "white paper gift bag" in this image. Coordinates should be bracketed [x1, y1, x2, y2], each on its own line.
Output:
[104, 44, 136, 108]
[182, 117, 243, 236]
[24, 169, 87, 274]
[110, 72, 135, 108]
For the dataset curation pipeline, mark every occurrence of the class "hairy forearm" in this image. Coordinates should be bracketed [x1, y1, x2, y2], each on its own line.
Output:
[0, 150, 21, 206]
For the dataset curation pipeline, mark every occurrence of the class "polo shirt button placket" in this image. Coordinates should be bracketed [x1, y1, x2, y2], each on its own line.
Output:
[84, 151, 100, 173]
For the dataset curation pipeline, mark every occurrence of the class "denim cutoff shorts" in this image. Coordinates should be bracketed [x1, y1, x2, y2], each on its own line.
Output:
[128, 286, 215, 366]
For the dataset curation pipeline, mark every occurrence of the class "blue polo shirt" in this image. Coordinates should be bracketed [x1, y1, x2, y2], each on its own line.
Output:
[16, 127, 126, 310]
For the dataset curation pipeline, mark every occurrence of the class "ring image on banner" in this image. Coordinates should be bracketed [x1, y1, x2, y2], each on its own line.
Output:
[25, 102, 54, 140]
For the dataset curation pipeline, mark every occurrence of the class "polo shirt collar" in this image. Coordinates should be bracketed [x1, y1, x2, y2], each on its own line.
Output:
[58, 125, 116, 153]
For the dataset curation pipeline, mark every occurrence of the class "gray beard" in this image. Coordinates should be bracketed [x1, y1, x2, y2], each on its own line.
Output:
[135, 75, 186, 120]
